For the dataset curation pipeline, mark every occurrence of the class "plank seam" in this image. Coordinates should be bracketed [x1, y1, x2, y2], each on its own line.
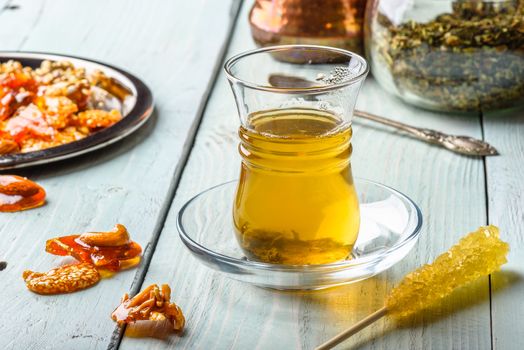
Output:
[105, 0, 244, 349]
[480, 111, 494, 350]
[17, 0, 46, 50]
[0, 0, 15, 16]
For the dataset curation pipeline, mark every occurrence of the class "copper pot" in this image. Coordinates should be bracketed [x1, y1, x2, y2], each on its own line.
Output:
[249, 0, 366, 60]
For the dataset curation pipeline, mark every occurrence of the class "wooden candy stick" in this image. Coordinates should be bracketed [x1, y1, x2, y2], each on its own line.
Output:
[315, 307, 387, 350]
[316, 226, 509, 350]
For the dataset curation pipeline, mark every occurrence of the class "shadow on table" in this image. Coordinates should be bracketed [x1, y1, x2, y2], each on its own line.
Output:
[124, 319, 184, 341]
[482, 105, 524, 122]
[344, 270, 521, 349]
[269, 276, 389, 349]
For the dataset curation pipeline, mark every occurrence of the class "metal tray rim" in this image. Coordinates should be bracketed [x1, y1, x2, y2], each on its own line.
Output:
[0, 51, 154, 170]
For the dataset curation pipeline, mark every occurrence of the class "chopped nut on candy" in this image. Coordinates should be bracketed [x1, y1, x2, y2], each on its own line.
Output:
[23, 224, 142, 295]
[112, 284, 185, 332]
[0, 137, 19, 154]
[79, 223, 130, 247]
[23, 262, 100, 295]
[45, 224, 142, 271]
[0, 59, 123, 155]
[0, 175, 46, 212]
[73, 109, 122, 129]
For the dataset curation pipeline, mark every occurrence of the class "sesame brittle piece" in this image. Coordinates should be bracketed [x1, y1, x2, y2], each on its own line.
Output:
[112, 284, 185, 332]
[23, 262, 100, 295]
[72, 109, 121, 129]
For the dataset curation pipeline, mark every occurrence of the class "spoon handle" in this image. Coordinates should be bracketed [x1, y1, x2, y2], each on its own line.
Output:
[267, 74, 498, 156]
[354, 110, 498, 156]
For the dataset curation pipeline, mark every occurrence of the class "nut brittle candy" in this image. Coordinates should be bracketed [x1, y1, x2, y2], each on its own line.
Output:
[23, 225, 141, 295]
[0, 59, 124, 155]
[72, 109, 122, 130]
[79, 223, 130, 246]
[23, 262, 100, 295]
[0, 175, 46, 212]
[0, 136, 19, 154]
[0, 60, 36, 121]
[45, 224, 142, 271]
[112, 284, 185, 331]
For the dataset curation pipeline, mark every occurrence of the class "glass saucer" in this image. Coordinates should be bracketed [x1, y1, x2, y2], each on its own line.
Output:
[177, 179, 422, 290]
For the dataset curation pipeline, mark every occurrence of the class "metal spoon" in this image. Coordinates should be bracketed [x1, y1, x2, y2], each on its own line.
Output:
[268, 74, 498, 156]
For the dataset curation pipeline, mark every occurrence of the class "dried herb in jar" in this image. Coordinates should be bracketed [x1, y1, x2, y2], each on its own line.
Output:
[372, 1, 524, 111]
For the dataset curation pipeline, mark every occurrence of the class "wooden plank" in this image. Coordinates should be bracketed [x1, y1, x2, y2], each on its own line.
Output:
[0, 0, 239, 349]
[0, 0, 15, 14]
[120, 1, 491, 349]
[483, 107, 524, 350]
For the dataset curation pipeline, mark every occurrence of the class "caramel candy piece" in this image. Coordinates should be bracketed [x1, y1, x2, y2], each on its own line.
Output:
[45, 224, 142, 271]
[73, 109, 121, 129]
[23, 262, 100, 295]
[0, 175, 46, 212]
[112, 284, 185, 331]
[0, 138, 19, 154]
[79, 224, 130, 247]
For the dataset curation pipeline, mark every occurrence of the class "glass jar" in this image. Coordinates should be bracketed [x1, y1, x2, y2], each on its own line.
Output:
[224, 45, 368, 265]
[249, 0, 367, 59]
[365, 0, 524, 112]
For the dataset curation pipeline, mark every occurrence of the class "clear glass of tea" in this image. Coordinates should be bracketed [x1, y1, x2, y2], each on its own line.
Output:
[224, 45, 369, 265]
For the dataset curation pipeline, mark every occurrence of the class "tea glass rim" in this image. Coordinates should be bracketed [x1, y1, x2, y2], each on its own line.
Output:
[177, 178, 423, 273]
[223, 44, 369, 94]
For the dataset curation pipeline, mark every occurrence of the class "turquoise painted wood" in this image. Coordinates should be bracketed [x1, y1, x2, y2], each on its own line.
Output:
[0, 0, 522, 349]
[484, 108, 524, 350]
[119, 1, 495, 350]
[0, 0, 239, 349]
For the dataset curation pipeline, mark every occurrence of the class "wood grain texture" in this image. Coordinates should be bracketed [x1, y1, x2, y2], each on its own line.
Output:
[483, 107, 524, 350]
[120, 1, 491, 349]
[0, 0, 238, 349]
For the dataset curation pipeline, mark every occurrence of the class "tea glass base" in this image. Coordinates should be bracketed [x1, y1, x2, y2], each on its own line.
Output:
[177, 179, 422, 291]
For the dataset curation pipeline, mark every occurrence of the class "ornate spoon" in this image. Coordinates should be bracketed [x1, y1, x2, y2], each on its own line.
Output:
[352, 109, 498, 156]
[268, 74, 498, 156]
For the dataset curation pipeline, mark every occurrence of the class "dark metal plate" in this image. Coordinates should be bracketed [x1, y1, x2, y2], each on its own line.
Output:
[0, 52, 153, 170]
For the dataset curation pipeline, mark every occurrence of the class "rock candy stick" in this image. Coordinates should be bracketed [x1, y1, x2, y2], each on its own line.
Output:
[387, 225, 508, 318]
[316, 225, 509, 350]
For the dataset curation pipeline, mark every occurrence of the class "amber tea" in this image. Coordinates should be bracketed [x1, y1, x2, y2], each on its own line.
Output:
[233, 108, 360, 265]
[225, 45, 368, 265]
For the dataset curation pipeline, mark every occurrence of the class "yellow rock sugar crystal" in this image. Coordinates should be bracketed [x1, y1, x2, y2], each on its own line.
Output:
[386, 225, 509, 318]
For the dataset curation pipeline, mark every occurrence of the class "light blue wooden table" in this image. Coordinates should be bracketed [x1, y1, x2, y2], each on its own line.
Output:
[0, 1, 522, 349]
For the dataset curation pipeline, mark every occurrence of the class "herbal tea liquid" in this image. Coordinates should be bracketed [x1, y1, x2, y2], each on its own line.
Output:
[233, 108, 360, 265]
